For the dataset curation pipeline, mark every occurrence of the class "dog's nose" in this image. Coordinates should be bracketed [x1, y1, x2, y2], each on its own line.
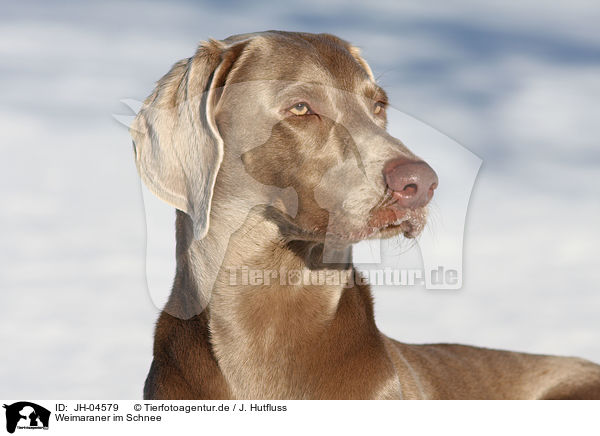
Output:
[383, 158, 438, 209]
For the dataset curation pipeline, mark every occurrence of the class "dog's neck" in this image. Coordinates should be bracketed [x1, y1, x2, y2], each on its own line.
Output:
[165, 212, 400, 399]
[166, 209, 395, 398]
[166, 208, 355, 315]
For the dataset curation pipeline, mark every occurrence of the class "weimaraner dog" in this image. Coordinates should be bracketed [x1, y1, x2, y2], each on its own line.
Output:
[131, 31, 600, 399]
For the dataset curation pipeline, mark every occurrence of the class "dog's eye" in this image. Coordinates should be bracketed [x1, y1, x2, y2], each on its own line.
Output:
[374, 101, 386, 115]
[289, 102, 312, 116]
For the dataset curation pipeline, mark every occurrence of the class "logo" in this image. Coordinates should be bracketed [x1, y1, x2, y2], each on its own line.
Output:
[3, 402, 50, 433]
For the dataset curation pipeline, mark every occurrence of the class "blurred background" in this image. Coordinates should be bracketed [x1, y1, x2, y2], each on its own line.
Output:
[1, 0, 599, 398]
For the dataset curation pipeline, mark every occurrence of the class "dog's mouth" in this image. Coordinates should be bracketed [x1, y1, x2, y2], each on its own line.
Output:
[367, 206, 427, 239]
[365, 190, 428, 239]
[316, 196, 428, 244]
[272, 188, 428, 244]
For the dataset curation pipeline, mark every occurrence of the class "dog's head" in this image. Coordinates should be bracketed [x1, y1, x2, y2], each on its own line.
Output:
[132, 31, 437, 245]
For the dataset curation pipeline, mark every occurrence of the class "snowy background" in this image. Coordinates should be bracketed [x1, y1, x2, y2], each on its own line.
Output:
[1, 0, 599, 398]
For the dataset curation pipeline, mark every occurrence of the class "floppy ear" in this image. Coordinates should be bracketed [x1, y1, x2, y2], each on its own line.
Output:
[131, 39, 249, 239]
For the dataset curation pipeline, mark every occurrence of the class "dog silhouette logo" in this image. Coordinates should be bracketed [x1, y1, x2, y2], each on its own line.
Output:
[3, 402, 50, 433]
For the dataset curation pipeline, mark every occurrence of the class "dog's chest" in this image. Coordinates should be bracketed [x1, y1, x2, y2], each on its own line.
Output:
[208, 285, 402, 399]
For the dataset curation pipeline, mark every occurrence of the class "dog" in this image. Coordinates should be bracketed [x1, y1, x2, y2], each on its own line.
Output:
[131, 31, 600, 399]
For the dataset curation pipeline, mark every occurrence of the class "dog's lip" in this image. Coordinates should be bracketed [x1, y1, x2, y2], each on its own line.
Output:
[367, 203, 428, 239]
[367, 204, 410, 229]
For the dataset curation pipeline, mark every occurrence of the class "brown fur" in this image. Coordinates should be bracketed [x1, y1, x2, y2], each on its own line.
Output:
[132, 31, 600, 399]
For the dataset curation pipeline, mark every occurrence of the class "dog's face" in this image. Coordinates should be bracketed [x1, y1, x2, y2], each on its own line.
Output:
[131, 31, 437, 244]
[215, 33, 438, 243]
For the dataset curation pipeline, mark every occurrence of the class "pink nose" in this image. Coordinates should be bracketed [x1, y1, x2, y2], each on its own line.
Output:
[383, 158, 438, 209]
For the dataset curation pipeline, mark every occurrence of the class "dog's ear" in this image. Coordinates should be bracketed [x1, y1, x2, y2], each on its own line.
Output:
[317, 33, 375, 81]
[346, 45, 375, 81]
[131, 39, 249, 239]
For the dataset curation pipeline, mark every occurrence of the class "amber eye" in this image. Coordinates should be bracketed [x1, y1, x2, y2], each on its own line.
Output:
[289, 102, 312, 116]
[374, 101, 386, 115]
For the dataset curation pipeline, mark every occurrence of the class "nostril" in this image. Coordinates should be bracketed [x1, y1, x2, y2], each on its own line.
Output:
[402, 183, 418, 197]
[427, 185, 436, 201]
[428, 182, 438, 197]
